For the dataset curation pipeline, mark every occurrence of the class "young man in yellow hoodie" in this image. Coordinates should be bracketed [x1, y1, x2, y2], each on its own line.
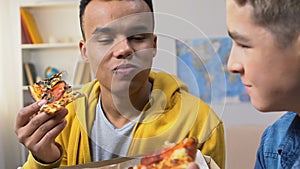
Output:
[15, 0, 225, 168]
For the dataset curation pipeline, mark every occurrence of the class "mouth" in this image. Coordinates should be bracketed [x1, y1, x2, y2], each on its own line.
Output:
[242, 81, 252, 88]
[113, 63, 137, 74]
[243, 82, 252, 94]
[243, 83, 251, 87]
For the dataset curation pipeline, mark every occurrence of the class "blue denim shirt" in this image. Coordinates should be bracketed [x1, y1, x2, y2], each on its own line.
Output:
[255, 112, 300, 169]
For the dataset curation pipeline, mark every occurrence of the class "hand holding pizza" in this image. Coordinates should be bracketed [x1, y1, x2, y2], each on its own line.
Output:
[15, 100, 68, 163]
[15, 72, 83, 163]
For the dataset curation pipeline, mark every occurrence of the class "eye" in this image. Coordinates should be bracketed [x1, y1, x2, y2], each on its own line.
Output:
[235, 42, 251, 49]
[97, 38, 114, 45]
[93, 34, 114, 45]
[128, 34, 148, 41]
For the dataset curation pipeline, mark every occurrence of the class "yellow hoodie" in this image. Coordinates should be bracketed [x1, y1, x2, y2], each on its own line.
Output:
[23, 72, 225, 169]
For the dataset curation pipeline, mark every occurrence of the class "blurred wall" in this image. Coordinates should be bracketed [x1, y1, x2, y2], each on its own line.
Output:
[0, 0, 23, 168]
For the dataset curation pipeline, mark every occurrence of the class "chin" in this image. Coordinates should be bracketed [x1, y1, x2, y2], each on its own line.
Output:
[255, 107, 272, 113]
[251, 100, 273, 112]
[253, 102, 286, 113]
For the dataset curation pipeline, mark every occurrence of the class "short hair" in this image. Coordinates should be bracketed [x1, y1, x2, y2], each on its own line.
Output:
[79, 0, 154, 40]
[234, 0, 300, 48]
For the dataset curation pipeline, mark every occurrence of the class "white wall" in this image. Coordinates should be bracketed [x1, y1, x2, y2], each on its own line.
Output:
[0, 0, 23, 168]
[152, 0, 227, 74]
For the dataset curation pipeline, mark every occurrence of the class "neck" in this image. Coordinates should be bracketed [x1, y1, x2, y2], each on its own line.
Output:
[100, 81, 152, 128]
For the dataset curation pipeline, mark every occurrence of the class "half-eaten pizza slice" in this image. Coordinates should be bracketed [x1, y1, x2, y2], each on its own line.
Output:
[28, 71, 84, 114]
[130, 137, 198, 169]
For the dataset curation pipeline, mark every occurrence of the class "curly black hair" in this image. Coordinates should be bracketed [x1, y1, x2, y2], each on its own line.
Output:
[79, 0, 153, 40]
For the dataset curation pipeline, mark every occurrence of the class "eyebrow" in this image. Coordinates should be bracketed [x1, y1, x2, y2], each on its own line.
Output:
[130, 25, 150, 32]
[92, 25, 151, 35]
[227, 30, 251, 43]
[92, 27, 114, 35]
[127, 25, 152, 35]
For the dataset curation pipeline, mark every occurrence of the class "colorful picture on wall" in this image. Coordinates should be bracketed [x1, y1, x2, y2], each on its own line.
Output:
[176, 37, 250, 103]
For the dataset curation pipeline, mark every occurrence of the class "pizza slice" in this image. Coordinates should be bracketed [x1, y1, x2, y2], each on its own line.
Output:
[28, 71, 84, 114]
[130, 137, 198, 169]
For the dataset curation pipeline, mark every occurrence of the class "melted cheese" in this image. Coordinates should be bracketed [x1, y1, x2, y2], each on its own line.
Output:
[170, 148, 188, 160]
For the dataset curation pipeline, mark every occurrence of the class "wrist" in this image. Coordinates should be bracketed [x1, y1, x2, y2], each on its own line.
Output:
[32, 143, 63, 164]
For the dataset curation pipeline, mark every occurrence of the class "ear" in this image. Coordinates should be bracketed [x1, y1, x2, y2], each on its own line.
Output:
[79, 40, 88, 61]
[152, 35, 157, 58]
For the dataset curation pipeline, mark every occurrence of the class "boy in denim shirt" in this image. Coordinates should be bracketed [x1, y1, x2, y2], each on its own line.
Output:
[226, 0, 300, 168]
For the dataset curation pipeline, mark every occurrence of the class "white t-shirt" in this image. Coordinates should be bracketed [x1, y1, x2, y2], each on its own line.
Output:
[89, 96, 137, 161]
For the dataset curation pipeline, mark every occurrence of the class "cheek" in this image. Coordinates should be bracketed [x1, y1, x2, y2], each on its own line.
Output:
[86, 47, 107, 74]
[247, 62, 270, 86]
[90, 61, 100, 75]
[247, 58, 282, 96]
[134, 47, 155, 67]
[88, 57, 100, 75]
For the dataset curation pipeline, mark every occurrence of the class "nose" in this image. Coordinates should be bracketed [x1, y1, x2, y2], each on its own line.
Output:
[227, 45, 244, 74]
[112, 38, 133, 59]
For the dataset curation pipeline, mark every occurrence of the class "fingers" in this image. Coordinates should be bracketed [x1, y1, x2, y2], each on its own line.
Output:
[26, 109, 68, 146]
[15, 100, 69, 163]
[17, 108, 67, 146]
[30, 118, 67, 156]
[16, 108, 68, 163]
[15, 102, 68, 155]
[15, 100, 47, 129]
[34, 119, 67, 153]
